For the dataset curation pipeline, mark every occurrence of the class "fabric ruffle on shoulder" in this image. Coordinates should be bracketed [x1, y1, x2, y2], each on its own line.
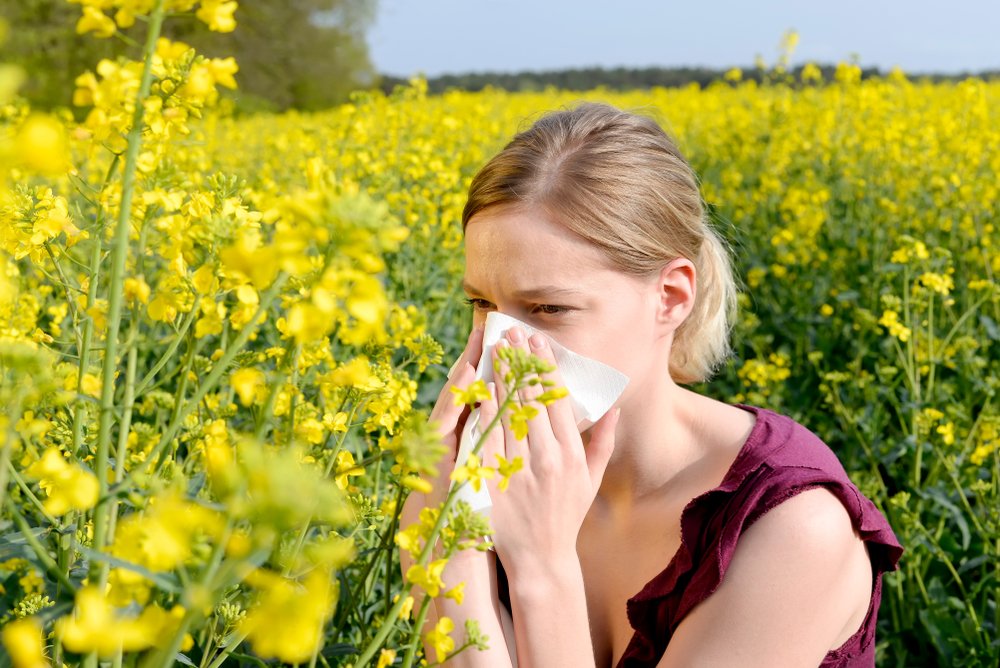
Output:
[617, 405, 903, 668]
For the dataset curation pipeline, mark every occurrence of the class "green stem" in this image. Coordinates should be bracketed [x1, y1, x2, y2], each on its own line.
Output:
[400, 595, 433, 668]
[5, 461, 59, 526]
[90, 0, 167, 586]
[133, 304, 197, 397]
[71, 234, 103, 459]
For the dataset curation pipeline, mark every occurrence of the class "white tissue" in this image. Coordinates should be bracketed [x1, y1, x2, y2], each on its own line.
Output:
[445, 312, 629, 519]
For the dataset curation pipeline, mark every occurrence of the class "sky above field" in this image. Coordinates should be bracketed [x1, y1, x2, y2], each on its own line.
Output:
[368, 0, 1000, 77]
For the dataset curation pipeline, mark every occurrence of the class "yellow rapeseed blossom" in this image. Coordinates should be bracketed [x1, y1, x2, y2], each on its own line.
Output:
[241, 569, 336, 664]
[450, 379, 491, 407]
[919, 271, 954, 296]
[495, 454, 524, 492]
[450, 452, 495, 492]
[333, 450, 364, 490]
[76, 6, 116, 38]
[56, 587, 189, 657]
[406, 558, 448, 598]
[878, 309, 912, 342]
[196, 0, 238, 32]
[15, 114, 69, 175]
[1, 617, 47, 668]
[376, 648, 397, 668]
[230, 367, 265, 406]
[24, 448, 99, 516]
[424, 616, 456, 663]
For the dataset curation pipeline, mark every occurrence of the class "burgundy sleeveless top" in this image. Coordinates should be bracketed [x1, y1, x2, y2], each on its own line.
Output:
[616, 403, 904, 667]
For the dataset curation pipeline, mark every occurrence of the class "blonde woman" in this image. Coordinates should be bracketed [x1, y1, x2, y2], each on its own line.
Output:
[400, 102, 902, 667]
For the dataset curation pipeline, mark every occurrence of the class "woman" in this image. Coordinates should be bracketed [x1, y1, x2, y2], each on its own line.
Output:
[400, 102, 903, 667]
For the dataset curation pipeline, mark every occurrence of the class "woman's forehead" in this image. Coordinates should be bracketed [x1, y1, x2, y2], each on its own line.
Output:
[464, 207, 608, 265]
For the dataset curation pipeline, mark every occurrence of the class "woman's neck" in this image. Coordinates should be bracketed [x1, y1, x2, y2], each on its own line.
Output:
[587, 376, 724, 511]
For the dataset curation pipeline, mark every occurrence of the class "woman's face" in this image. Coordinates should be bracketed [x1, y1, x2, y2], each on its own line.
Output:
[462, 206, 665, 390]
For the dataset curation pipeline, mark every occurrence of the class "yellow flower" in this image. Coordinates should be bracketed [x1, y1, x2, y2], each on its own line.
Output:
[919, 272, 954, 296]
[15, 114, 69, 175]
[376, 649, 397, 668]
[241, 570, 336, 664]
[444, 582, 466, 605]
[406, 558, 448, 597]
[56, 587, 144, 656]
[450, 453, 495, 492]
[323, 411, 350, 433]
[2, 617, 47, 668]
[76, 6, 116, 38]
[196, 0, 238, 32]
[508, 404, 538, 440]
[333, 451, 364, 490]
[393, 594, 415, 619]
[395, 522, 423, 558]
[80, 373, 101, 398]
[801, 62, 823, 84]
[25, 448, 99, 516]
[495, 454, 524, 492]
[424, 616, 455, 663]
[936, 421, 956, 445]
[819, 303, 834, 317]
[536, 385, 568, 406]
[450, 379, 491, 407]
[230, 367, 265, 406]
[123, 277, 151, 305]
[878, 309, 912, 342]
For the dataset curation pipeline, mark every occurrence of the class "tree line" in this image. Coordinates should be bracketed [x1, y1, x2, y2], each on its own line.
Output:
[378, 63, 1000, 96]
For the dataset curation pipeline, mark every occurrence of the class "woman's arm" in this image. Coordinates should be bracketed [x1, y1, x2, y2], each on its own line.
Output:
[655, 487, 873, 667]
[505, 553, 596, 668]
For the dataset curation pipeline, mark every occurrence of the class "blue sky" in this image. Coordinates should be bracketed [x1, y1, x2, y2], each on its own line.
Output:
[368, 0, 1000, 77]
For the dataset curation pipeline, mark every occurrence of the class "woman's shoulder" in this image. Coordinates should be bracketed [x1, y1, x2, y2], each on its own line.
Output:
[716, 402, 904, 574]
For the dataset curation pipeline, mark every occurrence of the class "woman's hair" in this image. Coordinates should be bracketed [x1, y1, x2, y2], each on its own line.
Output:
[461, 101, 738, 384]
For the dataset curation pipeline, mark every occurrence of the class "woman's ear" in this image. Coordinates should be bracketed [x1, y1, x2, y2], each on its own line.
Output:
[654, 257, 696, 333]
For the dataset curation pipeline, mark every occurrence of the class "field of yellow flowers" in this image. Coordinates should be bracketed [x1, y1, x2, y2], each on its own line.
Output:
[1, 2, 998, 667]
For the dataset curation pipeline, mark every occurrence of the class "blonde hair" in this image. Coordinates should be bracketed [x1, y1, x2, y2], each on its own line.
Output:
[461, 102, 738, 384]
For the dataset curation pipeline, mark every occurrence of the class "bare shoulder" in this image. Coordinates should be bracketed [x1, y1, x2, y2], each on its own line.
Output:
[656, 487, 873, 668]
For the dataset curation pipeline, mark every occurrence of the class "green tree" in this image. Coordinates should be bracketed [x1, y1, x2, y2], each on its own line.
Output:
[0, 0, 378, 111]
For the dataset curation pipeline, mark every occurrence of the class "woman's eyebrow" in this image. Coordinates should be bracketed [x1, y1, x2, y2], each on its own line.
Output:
[461, 280, 584, 300]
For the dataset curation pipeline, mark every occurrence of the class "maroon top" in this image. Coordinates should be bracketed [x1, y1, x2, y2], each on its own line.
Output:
[616, 403, 904, 667]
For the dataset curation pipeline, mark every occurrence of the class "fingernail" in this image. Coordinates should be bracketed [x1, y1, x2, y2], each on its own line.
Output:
[529, 332, 545, 349]
[507, 326, 524, 344]
[496, 338, 509, 348]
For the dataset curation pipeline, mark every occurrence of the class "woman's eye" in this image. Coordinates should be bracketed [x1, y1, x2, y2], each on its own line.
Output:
[533, 304, 566, 315]
[463, 298, 493, 310]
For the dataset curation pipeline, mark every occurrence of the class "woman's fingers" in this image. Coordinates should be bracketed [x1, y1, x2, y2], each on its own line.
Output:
[500, 328, 555, 440]
[432, 326, 484, 418]
[492, 340, 525, 454]
[525, 331, 577, 446]
[430, 360, 474, 451]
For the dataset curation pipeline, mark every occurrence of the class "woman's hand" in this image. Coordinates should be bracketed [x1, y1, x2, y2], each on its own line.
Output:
[399, 324, 484, 560]
[478, 325, 621, 571]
